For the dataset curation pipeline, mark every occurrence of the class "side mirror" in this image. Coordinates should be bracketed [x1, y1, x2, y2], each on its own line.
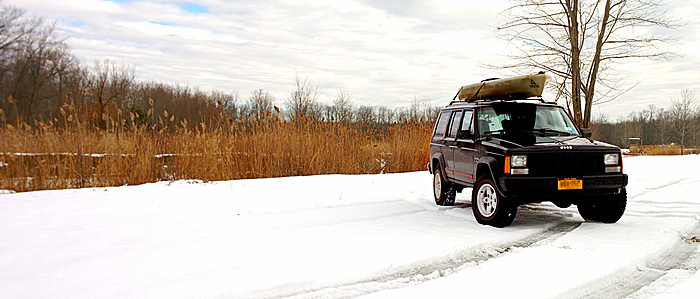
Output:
[458, 130, 473, 139]
[580, 128, 592, 138]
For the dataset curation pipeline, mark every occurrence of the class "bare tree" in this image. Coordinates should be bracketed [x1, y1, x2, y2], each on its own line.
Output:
[376, 106, 397, 126]
[355, 105, 376, 127]
[211, 89, 240, 121]
[88, 59, 134, 130]
[330, 88, 353, 123]
[285, 72, 320, 121]
[0, 3, 40, 66]
[247, 89, 274, 120]
[0, 3, 79, 124]
[670, 89, 697, 155]
[622, 112, 644, 147]
[401, 96, 432, 122]
[496, 0, 678, 127]
[656, 108, 671, 145]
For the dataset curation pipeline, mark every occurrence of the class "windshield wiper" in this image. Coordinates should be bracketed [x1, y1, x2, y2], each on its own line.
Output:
[527, 128, 575, 136]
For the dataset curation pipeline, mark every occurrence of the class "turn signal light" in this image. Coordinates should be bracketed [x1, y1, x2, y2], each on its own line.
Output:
[504, 156, 511, 174]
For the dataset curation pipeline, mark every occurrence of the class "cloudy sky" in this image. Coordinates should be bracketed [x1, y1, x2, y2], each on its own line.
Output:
[7, 0, 700, 119]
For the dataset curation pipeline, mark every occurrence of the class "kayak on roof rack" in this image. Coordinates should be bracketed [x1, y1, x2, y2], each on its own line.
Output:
[457, 72, 548, 102]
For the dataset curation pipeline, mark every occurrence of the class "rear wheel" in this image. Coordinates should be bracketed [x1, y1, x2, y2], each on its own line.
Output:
[577, 189, 627, 223]
[472, 175, 517, 227]
[433, 165, 455, 206]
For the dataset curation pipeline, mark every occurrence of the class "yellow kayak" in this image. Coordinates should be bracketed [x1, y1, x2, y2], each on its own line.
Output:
[457, 73, 547, 101]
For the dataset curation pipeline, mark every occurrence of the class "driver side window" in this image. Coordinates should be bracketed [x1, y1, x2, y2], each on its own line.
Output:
[477, 107, 503, 135]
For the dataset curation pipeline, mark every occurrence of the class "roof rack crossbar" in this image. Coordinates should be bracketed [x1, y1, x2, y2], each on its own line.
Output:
[446, 96, 555, 107]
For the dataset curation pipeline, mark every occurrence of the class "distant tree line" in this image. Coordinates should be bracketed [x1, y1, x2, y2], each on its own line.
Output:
[0, 3, 438, 137]
[590, 89, 699, 151]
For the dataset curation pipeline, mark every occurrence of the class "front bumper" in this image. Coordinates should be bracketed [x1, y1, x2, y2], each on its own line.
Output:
[499, 173, 628, 198]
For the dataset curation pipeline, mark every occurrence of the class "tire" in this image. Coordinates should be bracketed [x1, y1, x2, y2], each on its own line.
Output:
[472, 175, 517, 227]
[577, 188, 627, 223]
[433, 165, 456, 206]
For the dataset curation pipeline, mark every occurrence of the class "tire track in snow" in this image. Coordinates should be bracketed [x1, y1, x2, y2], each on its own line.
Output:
[244, 220, 581, 299]
[560, 221, 700, 299]
[246, 161, 697, 299]
[628, 178, 688, 200]
[625, 176, 700, 220]
[556, 173, 700, 299]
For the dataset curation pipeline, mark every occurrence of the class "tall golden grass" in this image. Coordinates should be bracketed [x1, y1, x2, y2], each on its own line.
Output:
[0, 113, 433, 192]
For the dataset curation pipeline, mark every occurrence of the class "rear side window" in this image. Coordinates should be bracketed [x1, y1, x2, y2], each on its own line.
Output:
[461, 110, 473, 132]
[448, 111, 463, 138]
[433, 111, 451, 139]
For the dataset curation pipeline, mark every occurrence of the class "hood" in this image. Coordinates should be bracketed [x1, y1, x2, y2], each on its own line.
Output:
[486, 135, 620, 151]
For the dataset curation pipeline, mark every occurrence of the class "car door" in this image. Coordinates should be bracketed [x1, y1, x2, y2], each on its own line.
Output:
[431, 110, 452, 175]
[453, 110, 476, 185]
[444, 110, 463, 180]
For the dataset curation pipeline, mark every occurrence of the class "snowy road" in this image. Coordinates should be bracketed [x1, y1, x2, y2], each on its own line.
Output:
[1, 155, 699, 298]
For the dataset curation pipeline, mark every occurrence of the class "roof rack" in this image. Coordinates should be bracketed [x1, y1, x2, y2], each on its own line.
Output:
[448, 96, 555, 106]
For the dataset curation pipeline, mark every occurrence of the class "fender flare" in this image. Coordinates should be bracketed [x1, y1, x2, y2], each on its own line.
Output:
[431, 153, 448, 180]
[475, 156, 506, 196]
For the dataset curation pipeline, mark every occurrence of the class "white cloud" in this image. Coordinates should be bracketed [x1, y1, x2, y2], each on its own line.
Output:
[5, 0, 700, 118]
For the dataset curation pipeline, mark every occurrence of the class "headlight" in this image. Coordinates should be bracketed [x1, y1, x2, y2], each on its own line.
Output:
[604, 153, 619, 165]
[511, 155, 527, 167]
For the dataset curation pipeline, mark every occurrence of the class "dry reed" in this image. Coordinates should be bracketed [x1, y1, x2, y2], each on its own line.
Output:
[0, 115, 433, 192]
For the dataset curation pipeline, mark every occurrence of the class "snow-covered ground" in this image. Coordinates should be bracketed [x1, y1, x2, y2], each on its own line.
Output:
[1, 155, 699, 298]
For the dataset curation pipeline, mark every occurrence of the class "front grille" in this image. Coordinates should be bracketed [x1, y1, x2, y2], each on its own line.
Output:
[528, 153, 604, 176]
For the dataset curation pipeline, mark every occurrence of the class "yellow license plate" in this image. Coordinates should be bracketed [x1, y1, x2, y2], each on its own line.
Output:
[558, 178, 582, 190]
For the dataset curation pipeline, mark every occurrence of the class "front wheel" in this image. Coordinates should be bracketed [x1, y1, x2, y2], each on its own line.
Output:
[577, 189, 627, 223]
[472, 175, 517, 227]
[433, 165, 455, 206]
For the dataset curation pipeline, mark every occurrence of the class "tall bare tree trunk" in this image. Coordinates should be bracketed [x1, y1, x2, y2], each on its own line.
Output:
[567, 0, 583, 127]
[583, 0, 612, 127]
[496, 0, 678, 128]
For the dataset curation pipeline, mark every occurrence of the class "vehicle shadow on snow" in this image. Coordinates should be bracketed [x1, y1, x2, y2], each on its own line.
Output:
[512, 203, 581, 227]
[452, 199, 581, 228]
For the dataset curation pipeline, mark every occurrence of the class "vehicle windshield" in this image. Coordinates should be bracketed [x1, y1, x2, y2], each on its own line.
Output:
[477, 104, 580, 143]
